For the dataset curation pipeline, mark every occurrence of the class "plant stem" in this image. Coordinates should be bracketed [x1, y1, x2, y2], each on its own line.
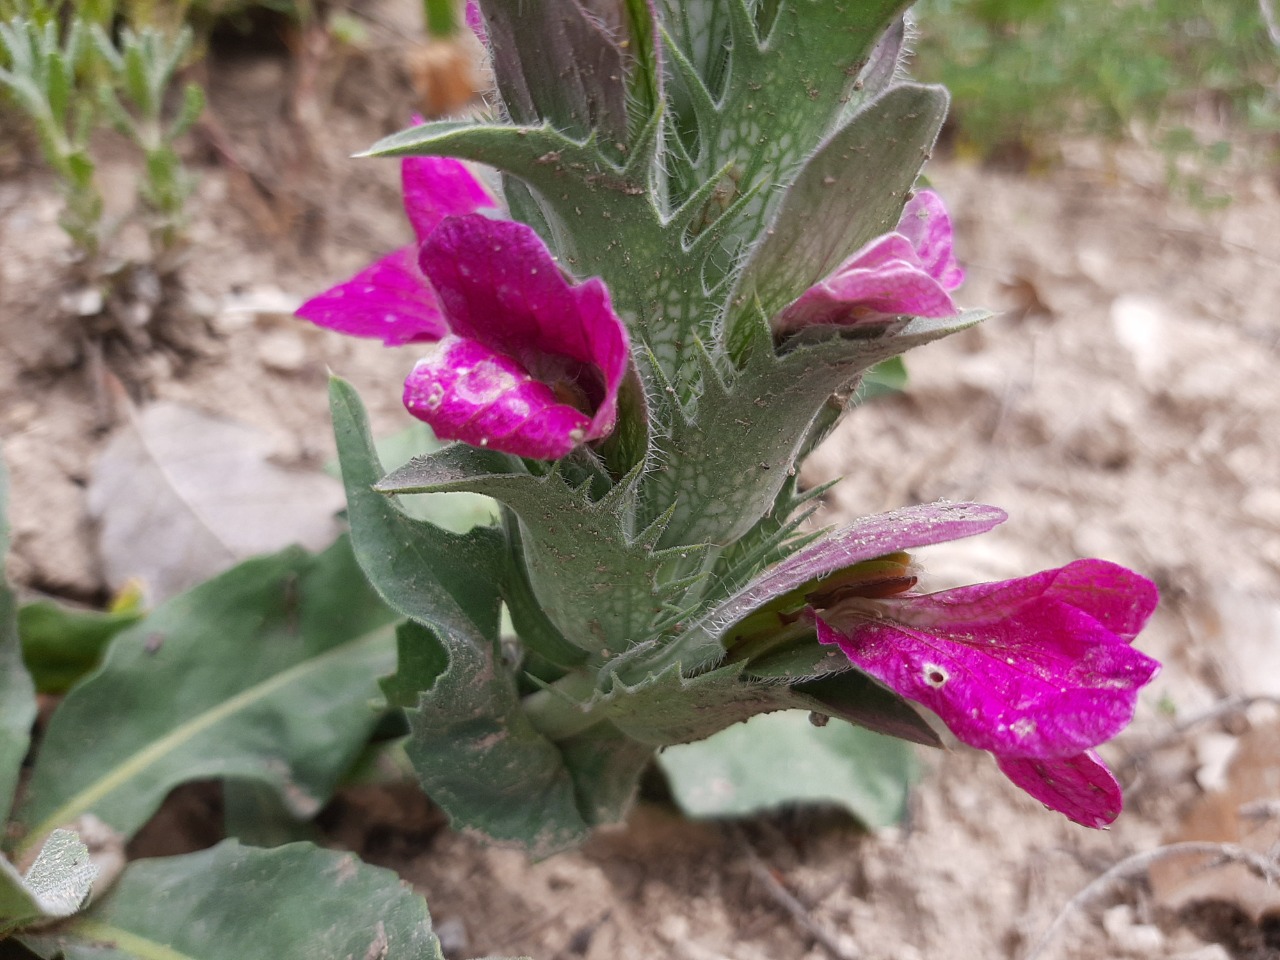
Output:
[521, 668, 604, 741]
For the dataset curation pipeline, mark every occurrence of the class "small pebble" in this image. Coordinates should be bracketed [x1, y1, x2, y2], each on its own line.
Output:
[1102, 904, 1165, 954]
[257, 329, 308, 373]
[434, 917, 468, 957]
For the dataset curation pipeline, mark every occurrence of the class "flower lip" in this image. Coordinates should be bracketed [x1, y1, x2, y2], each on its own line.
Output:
[295, 154, 496, 347]
[403, 335, 594, 460]
[294, 245, 449, 346]
[401, 152, 497, 245]
[815, 559, 1160, 760]
[773, 188, 965, 335]
[996, 750, 1124, 829]
[813, 558, 1160, 826]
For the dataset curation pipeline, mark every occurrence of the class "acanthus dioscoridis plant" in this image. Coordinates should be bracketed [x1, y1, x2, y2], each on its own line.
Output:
[299, 0, 1160, 855]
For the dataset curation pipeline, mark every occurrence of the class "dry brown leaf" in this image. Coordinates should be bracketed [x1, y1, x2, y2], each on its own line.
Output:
[1150, 719, 1280, 949]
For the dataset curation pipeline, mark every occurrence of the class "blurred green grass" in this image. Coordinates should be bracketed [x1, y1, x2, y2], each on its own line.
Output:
[913, 0, 1280, 192]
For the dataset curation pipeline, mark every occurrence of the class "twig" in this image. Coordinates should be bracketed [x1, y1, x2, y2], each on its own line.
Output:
[1116, 694, 1280, 780]
[1154, 224, 1280, 268]
[1022, 841, 1280, 960]
[731, 826, 860, 960]
[1240, 798, 1280, 822]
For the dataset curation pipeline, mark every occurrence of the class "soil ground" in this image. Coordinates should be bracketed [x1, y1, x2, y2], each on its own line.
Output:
[2, 5, 1278, 959]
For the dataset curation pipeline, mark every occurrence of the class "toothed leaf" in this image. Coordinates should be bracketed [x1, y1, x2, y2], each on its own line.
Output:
[332, 378, 589, 854]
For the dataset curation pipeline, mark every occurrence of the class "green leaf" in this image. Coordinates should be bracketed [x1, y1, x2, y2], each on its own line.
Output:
[729, 83, 951, 330]
[326, 422, 501, 534]
[87, 23, 123, 73]
[501, 519, 588, 670]
[329, 377, 504, 643]
[641, 310, 986, 551]
[740, 637, 857, 684]
[621, 0, 661, 135]
[658, 710, 918, 827]
[379, 621, 449, 711]
[17, 600, 143, 694]
[856, 356, 909, 402]
[402, 651, 590, 856]
[558, 723, 654, 826]
[835, 14, 910, 127]
[168, 81, 204, 140]
[706, 476, 828, 607]
[0, 830, 97, 935]
[381, 621, 590, 854]
[11, 537, 397, 857]
[658, 0, 915, 250]
[20, 840, 444, 960]
[362, 119, 634, 220]
[638, 337, 853, 549]
[379, 424, 501, 533]
[120, 35, 153, 118]
[331, 378, 589, 855]
[0, 453, 35, 827]
[43, 44, 69, 123]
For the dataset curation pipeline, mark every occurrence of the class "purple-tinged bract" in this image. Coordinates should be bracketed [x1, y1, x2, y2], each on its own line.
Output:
[708, 501, 1008, 636]
[464, 0, 487, 45]
[774, 189, 965, 334]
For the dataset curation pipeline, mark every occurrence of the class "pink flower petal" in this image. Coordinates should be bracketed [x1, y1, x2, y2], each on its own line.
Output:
[816, 560, 1160, 759]
[420, 215, 630, 444]
[1034, 558, 1158, 642]
[774, 189, 964, 334]
[403, 336, 591, 460]
[996, 750, 1123, 828]
[896, 190, 965, 289]
[297, 155, 493, 346]
[777, 236, 960, 330]
[296, 246, 448, 346]
[401, 154, 496, 245]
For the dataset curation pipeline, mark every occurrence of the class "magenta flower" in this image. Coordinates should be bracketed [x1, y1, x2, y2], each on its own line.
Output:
[404, 216, 630, 458]
[711, 502, 1159, 828]
[815, 558, 1160, 828]
[297, 151, 632, 460]
[773, 189, 965, 335]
